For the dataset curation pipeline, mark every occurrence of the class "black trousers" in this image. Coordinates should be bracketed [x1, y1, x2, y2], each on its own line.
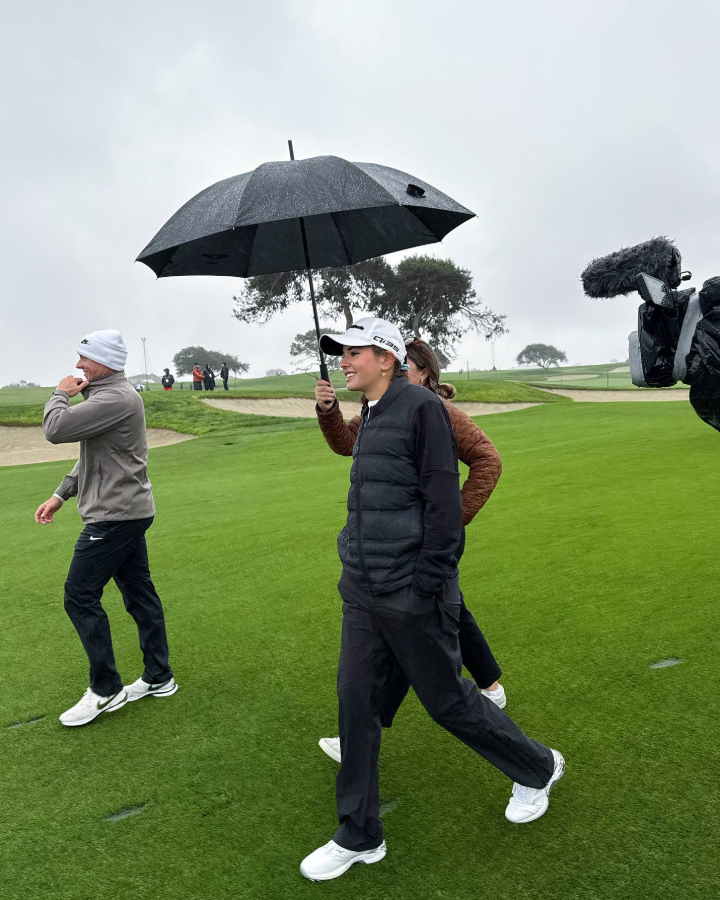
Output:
[378, 591, 502, 727]
[334, 573, 554, 851]
[193, 382, 202, 391]
[63, 517, 173, 697]
[222, 378, 229, 390]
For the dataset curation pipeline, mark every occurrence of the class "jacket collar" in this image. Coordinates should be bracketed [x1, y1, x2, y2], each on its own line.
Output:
[82, 370, 127, 396]
[363, 377, 409, 419]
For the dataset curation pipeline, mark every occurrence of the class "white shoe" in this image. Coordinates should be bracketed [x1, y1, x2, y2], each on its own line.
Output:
[481, 684, 507, 709]
[319, 736, 342, 763]
[59, 687, 128, 727]
[505, 749, 565, 823]
[125, 676, 178, 702]
[300, 839, 386, 881]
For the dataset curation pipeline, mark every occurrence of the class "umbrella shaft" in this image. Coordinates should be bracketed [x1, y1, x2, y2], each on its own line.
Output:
[299, 215, 329, 382]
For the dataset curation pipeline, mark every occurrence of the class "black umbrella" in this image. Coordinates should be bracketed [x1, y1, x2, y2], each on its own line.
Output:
[137, 142, 475, 379]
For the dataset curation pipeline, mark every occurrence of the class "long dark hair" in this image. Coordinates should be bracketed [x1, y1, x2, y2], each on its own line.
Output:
[405, 339, 456, 400]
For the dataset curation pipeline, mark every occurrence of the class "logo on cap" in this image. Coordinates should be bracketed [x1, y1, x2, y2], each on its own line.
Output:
[373, 336, 401, 354]
[81, 338, 89, 344]
[347, 324, 365, 331]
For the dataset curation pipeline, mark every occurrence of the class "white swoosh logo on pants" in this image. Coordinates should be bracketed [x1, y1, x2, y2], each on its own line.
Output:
[89, 536, 103, 541]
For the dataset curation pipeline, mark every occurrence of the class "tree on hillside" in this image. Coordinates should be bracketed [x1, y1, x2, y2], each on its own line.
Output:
[232, 258, 392, 330]
[173, 346, 249, 376]
[368, 256, 507, 360]
[516, 344, 568, 368]
[290, 328, 342, 373]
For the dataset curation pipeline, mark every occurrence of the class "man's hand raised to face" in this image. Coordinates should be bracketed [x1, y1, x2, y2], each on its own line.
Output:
[56, 376, 89, 397]
[35, 496, 63, 524]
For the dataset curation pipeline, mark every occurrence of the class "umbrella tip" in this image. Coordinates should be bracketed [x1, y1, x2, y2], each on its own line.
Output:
[288, 140, 295, 161]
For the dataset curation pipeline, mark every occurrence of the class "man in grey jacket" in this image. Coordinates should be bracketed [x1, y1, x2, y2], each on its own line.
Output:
[35, 329, 177, 727]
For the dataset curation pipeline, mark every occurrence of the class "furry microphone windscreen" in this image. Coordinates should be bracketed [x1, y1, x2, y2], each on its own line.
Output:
[581, 237, 682, 299]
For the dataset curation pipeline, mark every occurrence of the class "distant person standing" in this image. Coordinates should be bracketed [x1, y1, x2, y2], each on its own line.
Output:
[161, 369, 175, 391]
[192, 363, 204, 391]
[203, 364, 215, 391]
[35, 329, 178, 727]
[220, 362, 230, 391]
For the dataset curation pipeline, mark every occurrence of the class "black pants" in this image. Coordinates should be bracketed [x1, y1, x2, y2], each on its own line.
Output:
[222, 378, 229, 390]
[334, 573, 554, 851]
[378, 591, 502, 727]
[193, 382, 202, 391]
[63, 517, 173, 697]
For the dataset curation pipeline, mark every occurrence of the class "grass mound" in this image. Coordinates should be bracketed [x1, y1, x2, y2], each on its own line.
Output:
[449, 380, 568, 403]
[0, 380, 567, 435]
[0, 391, 315, 437]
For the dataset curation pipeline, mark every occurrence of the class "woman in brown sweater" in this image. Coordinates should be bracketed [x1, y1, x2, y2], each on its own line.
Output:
[315, 338, 505, 764]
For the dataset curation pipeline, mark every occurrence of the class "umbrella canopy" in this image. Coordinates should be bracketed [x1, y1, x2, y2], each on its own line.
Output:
[136, 155, 475, 278]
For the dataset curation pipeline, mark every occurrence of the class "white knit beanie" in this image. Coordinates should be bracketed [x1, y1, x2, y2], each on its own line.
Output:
[77, 329, 127, 371]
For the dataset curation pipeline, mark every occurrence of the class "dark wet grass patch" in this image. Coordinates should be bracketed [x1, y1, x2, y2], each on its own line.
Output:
[105, 804, 147, 822]
[650, 658, 682, 669]
[5, 715, 46, 729]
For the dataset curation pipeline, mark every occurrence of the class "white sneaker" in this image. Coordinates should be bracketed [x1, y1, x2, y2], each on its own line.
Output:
[59, 687, 128, 727]
[300, 839, 386, 881]
[505, 749, 565, 823]
[125, 676, 178, 702]
[319, 736, 342, 763]
[481, 684, 507, 709]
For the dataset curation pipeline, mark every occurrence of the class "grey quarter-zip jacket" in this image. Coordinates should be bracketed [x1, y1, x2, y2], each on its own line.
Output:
[43, 371, 155, 524]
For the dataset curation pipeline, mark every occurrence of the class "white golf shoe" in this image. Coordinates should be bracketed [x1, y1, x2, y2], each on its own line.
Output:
[318, 736, 342, 763]
[59, 687, 128, 727]
[125, 676, 178, 702]
[300, 839, 386, 881]
[505, 749, 565, 823]
[481, 684, 507, 709]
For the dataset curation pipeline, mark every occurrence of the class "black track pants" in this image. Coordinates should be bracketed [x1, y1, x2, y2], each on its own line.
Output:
[378, 590, 502, 727]
[334, 574, 554, 851]
[63, 517, 173, 696]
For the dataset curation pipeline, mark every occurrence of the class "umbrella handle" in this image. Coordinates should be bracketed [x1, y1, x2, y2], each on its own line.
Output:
[319, 361, 329, 382]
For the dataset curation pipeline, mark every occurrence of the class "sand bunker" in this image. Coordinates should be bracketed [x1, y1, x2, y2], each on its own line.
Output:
[610, 366, 631, 373]
[546, 373, 599, 382]
[0, 427, 194, 467]
[203, 398, 541, 418]
[538, 388, 690, 402]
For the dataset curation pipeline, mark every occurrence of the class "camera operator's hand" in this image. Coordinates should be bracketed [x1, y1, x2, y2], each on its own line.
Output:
[35, 496, 63, 524]
[315, 379, 337, 411]
[56, 376, 89, 397]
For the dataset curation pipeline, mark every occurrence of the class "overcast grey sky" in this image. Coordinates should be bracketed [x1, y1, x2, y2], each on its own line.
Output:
[2, 0, 719, 385]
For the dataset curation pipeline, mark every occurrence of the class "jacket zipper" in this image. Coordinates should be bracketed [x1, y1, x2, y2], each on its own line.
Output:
[354, 407, 372, 594]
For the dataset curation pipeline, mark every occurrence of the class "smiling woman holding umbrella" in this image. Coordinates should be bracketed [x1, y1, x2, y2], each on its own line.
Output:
[315, 336, 507, 766]
[298, 317, 565, 882]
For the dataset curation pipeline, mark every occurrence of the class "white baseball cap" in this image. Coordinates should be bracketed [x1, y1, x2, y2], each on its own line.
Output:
[320, 317, 406, 363]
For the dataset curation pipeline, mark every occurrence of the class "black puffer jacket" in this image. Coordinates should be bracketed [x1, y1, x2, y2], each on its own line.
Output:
[338, 378, 462, 597]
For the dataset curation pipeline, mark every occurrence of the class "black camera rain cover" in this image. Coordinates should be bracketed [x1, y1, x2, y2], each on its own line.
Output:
[637, 289, 692, 387]
[686, 308, 720, 433]
[698, 276, 720, 316]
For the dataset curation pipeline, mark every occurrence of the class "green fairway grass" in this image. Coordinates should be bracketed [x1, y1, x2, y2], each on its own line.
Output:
[1, 401, 718, 899]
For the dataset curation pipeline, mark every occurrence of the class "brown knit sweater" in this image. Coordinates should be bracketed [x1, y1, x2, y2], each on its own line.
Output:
[316, 396, 502, 526]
